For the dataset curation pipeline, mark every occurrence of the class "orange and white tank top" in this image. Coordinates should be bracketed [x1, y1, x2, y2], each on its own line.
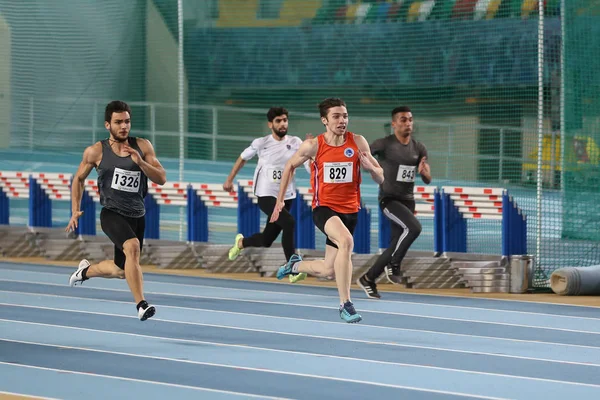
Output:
[311, 132, 361, 214]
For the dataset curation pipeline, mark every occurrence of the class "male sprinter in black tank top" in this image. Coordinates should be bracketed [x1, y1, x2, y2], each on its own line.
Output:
[357, 106, 431, 299]
[66, 101, 167, 321]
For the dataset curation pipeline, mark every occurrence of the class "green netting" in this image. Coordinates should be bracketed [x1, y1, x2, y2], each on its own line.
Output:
[558, 1, 600, 271]
[1, 0, 599, 286]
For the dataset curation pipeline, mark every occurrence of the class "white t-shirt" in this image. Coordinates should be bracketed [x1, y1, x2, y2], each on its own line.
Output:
[240, 134, 306, 200]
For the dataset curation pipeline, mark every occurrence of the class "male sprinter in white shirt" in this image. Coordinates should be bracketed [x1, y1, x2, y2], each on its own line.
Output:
[223, 107, 310, 282]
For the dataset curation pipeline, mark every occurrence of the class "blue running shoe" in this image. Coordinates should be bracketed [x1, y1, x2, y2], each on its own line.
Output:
[276, 254, 303, 280]
[339, 301, 362, 323]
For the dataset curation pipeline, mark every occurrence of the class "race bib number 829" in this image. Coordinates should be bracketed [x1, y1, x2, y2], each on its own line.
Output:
[111, 167, 140, 193]
[323, 162, 353, 184]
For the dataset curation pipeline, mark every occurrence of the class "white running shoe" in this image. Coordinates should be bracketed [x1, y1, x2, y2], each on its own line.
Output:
[69, 259, 91, 287]
[138, 304, 156, 321]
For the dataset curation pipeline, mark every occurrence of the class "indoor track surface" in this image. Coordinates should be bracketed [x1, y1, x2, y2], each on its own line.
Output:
[1, 261, 600, 399]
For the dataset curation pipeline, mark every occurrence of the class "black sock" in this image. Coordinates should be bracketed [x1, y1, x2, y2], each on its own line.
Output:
[136, 300, 148, 311]
[81, 266, 90, 281]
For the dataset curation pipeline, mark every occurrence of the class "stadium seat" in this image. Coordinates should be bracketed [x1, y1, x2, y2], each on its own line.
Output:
[496, 0, 522, 18]
[474, 0, 493, 19]
[485, 0, 502, 19]
[521, 0, 538, 19]
[418, 0, 436, 21]
[407, 2, 423, 22]
[279, 0, 322, 26]
[312, 4, 332, 24]
[345, 3, 361, 23]
[216, 0, 259, 27]
[376, 2, 392, 21]
[355, 3, 372, 23]
[428, 0, 457, 20]
[452, 0, 479, 19]
[334, 5, 349, 22]
[313, 0, 346, 24]
[386, 2, 402, 21]
[363, 1, 381, 22]
[521, 0, 551, 19]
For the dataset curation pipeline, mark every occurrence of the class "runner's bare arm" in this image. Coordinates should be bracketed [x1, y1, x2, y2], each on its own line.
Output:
[270, 139, 318, 222]
[355, 135, 384, 184]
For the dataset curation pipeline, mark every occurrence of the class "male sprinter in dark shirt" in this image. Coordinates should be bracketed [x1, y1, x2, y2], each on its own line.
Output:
[357, 106, 431, 299]
[66, 100, 166, 320]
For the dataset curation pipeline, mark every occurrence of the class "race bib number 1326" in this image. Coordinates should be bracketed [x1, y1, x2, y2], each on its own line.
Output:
[111, 167, 140, 193]
[323, 162, 353, 184]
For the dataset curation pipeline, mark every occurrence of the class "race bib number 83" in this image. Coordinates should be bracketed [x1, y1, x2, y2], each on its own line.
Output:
[111, 167, 140, 193]
[268, 168, 283, 182]
[397, 165, 416, 182]
[323, 162, 353, 184]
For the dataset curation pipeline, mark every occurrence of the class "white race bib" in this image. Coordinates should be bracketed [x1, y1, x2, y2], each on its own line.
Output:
[323, 162, 353, 184]
[396, 165, 416, 182]
[111, 167, 141, 193]
[267, 168, 283, 183]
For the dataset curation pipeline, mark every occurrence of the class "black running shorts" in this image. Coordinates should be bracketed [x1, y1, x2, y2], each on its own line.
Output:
[100, 207, 145, 269]
[312, 206, 358, 249]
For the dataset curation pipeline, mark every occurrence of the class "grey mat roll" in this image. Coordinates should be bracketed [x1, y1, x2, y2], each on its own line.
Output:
[550, 265, 600, 296]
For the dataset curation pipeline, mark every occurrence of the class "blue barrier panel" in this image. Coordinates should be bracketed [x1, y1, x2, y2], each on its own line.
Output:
[237, 184, 260, 238]
[513, 199, 526, 255]
[510, 198, 518, 256]
[441, 192, 467, 252]
[521, 210, 527, 254]
[144, 194, 160, 239]
[291, 194, 300, 247]
[28, 176, 35, 227]
[434, 190, 442, 254]
[187, 186, 208, 242]
[76, 189, 96, 236]
[29, 176, 51, 228]
[354, 202, 371, 254]
[459, 202, 467, 251]
[303, 200, 315, 249]
[0, 188, 8, 225]
[292, 192, 315, 250]
[378, 206, 391, 250]
[501, 192, 528, 256]
[502, 192, 510, 256]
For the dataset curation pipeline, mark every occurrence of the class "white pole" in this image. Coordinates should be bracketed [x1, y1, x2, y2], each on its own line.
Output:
[535, 0, 545, 272]
[499, 128, 504, 182]
[92, 101, 97, 144]
[177, 0, 185, 241]
[150, 104, 156, 146]
[212, 107, 218, 161]
[29, 97, 34, 150]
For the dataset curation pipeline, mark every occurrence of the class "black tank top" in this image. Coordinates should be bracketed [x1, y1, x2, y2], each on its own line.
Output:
[97, 137, 148, 218]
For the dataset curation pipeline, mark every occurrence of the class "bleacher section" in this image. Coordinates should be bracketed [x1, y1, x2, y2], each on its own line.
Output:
[216, 0, 322, 27]
[213, 0, 560, 28]
[310, 0, 560, 24]
[0, 170, 529, 293]
[187, 12, 560, 89]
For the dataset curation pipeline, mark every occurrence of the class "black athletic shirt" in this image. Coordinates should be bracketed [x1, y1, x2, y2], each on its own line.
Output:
[97, 137, 148, 218]
[370, 135, 428, 201]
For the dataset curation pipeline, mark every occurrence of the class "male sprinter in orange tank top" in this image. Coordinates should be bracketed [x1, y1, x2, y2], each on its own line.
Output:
[270, 98, 384, 323]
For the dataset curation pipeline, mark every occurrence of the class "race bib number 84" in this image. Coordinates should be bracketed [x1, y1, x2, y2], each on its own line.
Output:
[397, 165, 416, 182]
[323, 162, 353, 184]
[111, 167, 140, 193]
